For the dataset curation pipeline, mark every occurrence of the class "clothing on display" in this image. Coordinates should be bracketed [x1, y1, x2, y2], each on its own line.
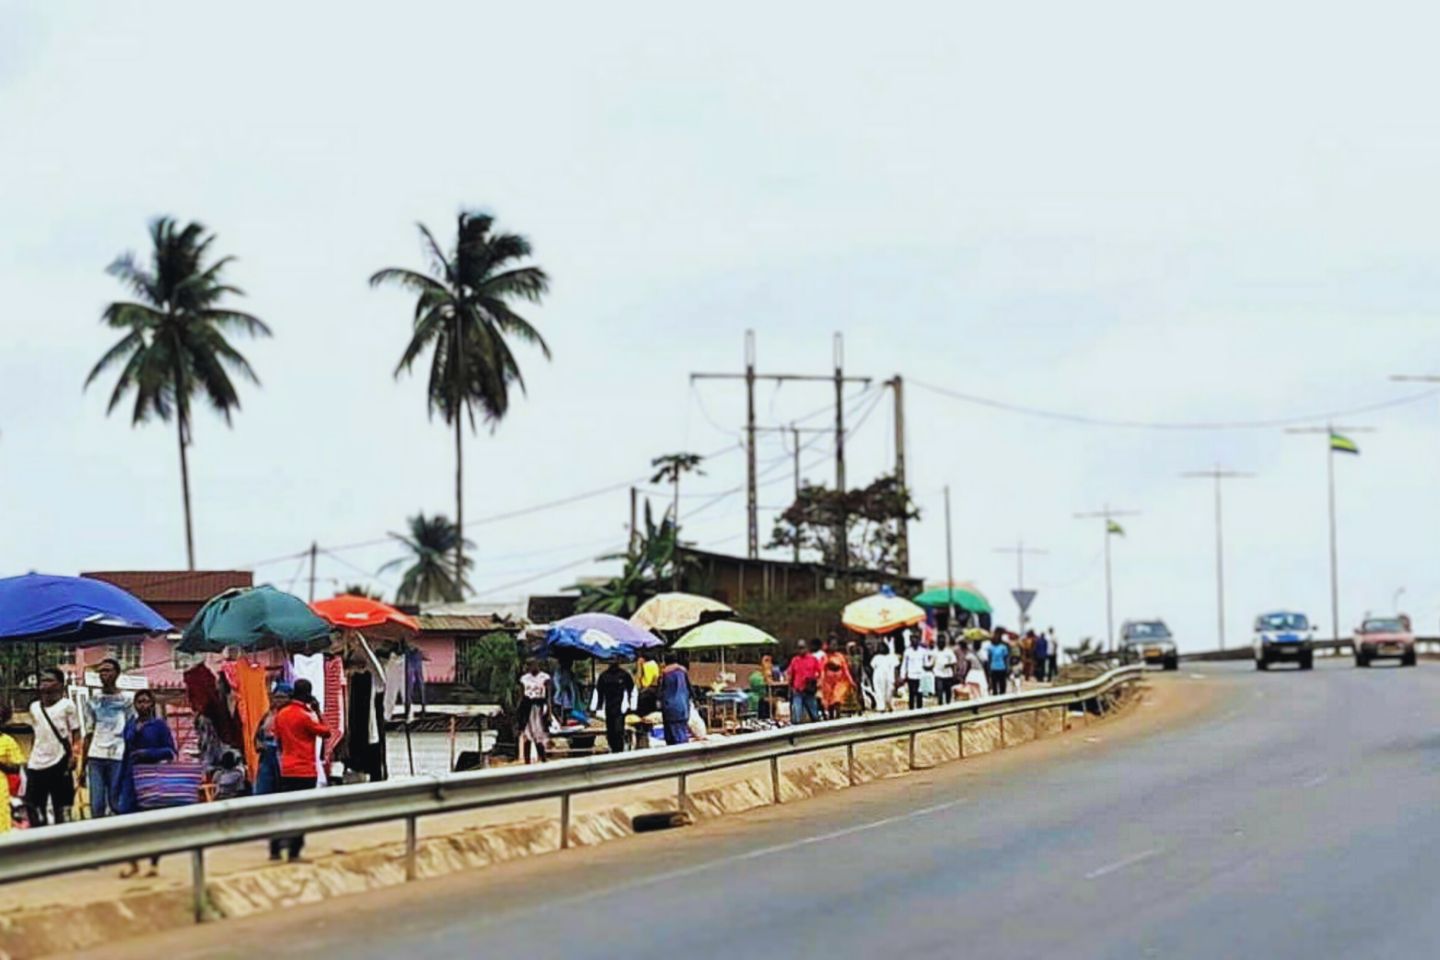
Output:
[234, 659, 271, 782]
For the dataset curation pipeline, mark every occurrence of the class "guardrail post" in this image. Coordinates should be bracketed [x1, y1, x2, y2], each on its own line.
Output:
[559, 793, 571, 849]
[907, 732, 917, 770]
[190, 848, 206, 923]
[999, 715, 1007, 748]
[404, 815, 417, 881]
[678, 772, 688, 810]
[957, 721, 965, 758]
[846, 742, 857, 785]
[770, 756, 781, 804]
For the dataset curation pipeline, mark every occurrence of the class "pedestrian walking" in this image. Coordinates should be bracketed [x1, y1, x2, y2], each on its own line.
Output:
[961, 642, 987, 700]
[1047, 627, 1060, 680]
[786, 640, 822, 724]
[1033, 632, 1050, 682]
[253, 683, 289, 797]
[0, 704, 26, 833]
[869, 638, 899, 712]
[988, 632, 1011, 696]
[659, 653, 692, 745]
[820, 639, 856, 720]
[82, 658, 134, 820]
[901, 634, 929, 710]
[269, 677, 331, 861]
[25, 667, 82, 827]
[595, 660, 634, 753]
[845, 641, 865, 714]
[117, 688, 176, 878]
[933, 636, 958, 705]
[517, 661, 552, 764]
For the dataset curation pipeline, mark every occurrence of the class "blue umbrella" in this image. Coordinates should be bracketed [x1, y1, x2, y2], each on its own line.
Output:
[0, 573, 172, 645]
[542, 612, 663, 661]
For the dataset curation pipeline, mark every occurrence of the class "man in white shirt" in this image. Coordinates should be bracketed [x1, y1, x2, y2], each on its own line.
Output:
[933, 636, 958, 705]
[869, 639, 899, 712]
[26, 667, 82, 826]
[82, 658, 135, 819]
[900, 635, 929, 710]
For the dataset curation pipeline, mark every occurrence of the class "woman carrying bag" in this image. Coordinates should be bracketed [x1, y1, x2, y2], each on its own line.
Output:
[118, 689, 179, 878]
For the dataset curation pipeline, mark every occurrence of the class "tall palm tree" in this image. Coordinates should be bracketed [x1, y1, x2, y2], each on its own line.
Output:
[381, 512, 474, 604]
[371, 212, 550, 586]
[86, 218, 270, 569]
[650, 452, 706, 526]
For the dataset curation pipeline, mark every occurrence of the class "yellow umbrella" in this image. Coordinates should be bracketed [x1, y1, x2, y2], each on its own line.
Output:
[630, 592, 733, 632]
[841, 590, 927, 635]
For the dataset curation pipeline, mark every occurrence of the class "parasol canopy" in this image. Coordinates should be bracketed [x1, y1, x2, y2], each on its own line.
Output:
[178, 585, 333, 655]
[841, 586, 927, 635]
[311, 595, 420, 634]
[0, 573, 172, 645]
[913, 582, 993, 614]
[629, 593, 733, 632]
[542, 612, 664, 661]
[672, 620, 778, 651]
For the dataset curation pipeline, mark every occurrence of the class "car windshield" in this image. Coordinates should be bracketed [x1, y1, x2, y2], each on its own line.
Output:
[1362, 618, 1405, 633]
[1259, 613, 1308, 631]
[1126, 622, 1171, 640]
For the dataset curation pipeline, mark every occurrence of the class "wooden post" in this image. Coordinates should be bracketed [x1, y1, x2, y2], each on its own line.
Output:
[770, 756, 781, 804]
[560, 794, 571, 849]
[846, 742, 857, 785]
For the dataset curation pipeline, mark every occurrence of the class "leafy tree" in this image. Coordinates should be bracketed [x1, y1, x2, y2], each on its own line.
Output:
[371, 212, 550, 584]
[574, 504, 697, 615]
[337, 583, 385, 601]
[86, 218, 270, 568]
[768, 473, 919, 572]
[457, 631, 522, 757]
[649, 452, 705, 524]
[382, 512, 473, 604]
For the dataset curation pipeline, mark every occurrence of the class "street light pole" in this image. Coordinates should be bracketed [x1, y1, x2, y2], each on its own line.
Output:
[1074, 505, 1140, 651]
[943, 485, 957, 629]
[1180, 467, 1254, 650]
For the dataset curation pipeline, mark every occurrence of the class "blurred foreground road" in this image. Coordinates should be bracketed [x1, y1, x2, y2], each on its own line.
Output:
[86, 660, 1440, 960]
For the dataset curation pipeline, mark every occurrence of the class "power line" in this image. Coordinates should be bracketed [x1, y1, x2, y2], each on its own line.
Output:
[910, 379, 1440, 431]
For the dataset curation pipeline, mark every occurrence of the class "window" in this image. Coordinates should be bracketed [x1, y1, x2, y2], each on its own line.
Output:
[110, 641, 142, 671]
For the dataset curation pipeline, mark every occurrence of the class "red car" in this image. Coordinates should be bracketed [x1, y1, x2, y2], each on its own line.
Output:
[1354, 615, 1417, 667]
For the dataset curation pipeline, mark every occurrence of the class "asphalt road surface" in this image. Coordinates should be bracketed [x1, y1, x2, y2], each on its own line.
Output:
[88, 660, 1440, 960]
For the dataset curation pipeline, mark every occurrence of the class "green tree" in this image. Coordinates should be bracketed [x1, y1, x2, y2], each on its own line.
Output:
[371, 212, 550, 584]
[768, 473, 919, 572]
[574, 504, 696, 616]
[337, 583, 385, 601]
[85, 218, 270, 569]
[382, 512, 473, 604]
[649, 452, 705, 526]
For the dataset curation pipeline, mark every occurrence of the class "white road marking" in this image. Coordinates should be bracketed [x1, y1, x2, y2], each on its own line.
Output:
[1084, 847, 1162, 880]
[547, 798, 966, 910]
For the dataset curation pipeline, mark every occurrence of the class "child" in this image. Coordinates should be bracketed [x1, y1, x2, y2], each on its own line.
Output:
[212, 749, 247, 800]
[0, 704, 26, 832]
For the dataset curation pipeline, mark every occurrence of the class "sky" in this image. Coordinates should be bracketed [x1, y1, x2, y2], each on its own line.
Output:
[5, 1, 1440, 651]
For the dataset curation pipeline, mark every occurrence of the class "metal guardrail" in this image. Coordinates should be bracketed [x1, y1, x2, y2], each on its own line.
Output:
[0, 665, 1144, 922]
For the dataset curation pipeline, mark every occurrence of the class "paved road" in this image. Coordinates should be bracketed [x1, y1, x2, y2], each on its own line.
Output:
[92, 660, 1440, 959]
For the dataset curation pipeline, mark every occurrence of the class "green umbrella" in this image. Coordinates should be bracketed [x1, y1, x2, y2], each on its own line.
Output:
[913, 584, 993, 614]
[672, 621, 778, 650]
[178, 585, 334, 655]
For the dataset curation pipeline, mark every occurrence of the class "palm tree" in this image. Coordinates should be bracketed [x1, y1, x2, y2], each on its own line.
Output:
[371, 212, 550, 586]
[382, 512, 474, 604]
[86, 218, 270, 569]
[650, 452, 705, 526]
[337, 583, 385, 601]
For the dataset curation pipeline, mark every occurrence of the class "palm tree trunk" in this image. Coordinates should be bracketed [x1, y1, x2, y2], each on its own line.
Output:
[455, 408, 464, 592]
[177, 412, 195, 570]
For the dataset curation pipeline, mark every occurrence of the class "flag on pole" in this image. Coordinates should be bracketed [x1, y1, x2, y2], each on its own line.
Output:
[1106, 519, 1125, 536]
[1329, 432, 1359, 455]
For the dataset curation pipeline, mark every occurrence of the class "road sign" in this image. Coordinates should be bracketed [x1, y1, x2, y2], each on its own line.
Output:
[1012, 589, 1037, 614]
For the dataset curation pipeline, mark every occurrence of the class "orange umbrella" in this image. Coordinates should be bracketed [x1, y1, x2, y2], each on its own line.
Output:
[311, 595, 420, 634]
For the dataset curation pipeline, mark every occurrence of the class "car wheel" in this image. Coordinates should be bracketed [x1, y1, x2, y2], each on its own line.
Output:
[1257, 658, 1269, 671]
[1300, 653, 1314, 671]
[1403, 650, 1418, 667]
[1163, 656, 1178, 671]
[1356, 653, 1370, 668]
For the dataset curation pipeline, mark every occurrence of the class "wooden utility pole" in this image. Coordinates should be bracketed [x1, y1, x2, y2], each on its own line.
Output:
[307, 541, 318, 603]
[758, 424, 828, 563]
[889, 375, 909, 574]
[1179, 467, 1254, 649]
[629, 486, 640, 553]
[692, 332, 870, 560]
[1074, 505, 1140, 650]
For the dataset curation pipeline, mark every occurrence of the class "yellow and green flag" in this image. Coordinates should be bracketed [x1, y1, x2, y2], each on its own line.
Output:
[1106, 519, 1125, 536]
[1330, 432, 1360, 455]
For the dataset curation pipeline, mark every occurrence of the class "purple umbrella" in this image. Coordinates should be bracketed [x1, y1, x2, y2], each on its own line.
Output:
[552, 613, 663, 649]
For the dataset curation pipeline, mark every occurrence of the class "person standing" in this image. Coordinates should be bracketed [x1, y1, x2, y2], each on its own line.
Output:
[82, 658, 135, 820]
[517, 661, 552, 764]
[961, 642, 987, 700]
[253, 683, 290, 797]
[988, 633, 1011, 696]
[595, 660, 634, 754]
[1033, 631, 1050, 682]
[25, 667, 82, 826]
[978, 633, 995, 696]
[1047, 627, 1060, 680]
[785, 640, 822, 724]
[658, 653, 692, 745]
[117, 689, 176, 878]
[820, 640, 856, 720]
[933, 636, 958, 705]
[901, 634, 929, 710]
[269, 677, 331, 861]
[634, 652, 660, 718]
[869, 638, 899, 712]
[0, 704, 26, 833]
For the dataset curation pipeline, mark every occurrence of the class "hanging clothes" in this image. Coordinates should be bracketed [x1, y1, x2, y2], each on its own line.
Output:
[292, 654, 328, 785]
[233, 659, 271, 783]
[381, 654, 406, 722]
[405, 648, 427, 712]
[322, 655, 345, 767]
[345, 670, 384, 780]
[183, 663, 242, 750]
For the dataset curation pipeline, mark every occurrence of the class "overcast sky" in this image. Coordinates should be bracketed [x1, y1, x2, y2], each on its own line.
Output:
[5, 1, 1440, 650]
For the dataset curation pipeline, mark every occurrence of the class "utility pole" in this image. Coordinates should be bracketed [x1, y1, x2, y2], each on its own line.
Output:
[1180, 466, 1254, 650]
[1074, 505, 1140, 651]
[1284, 423, 1374, 642]
[307, 541, 318, 603]
[757, 424, 828, 563]
[629, 487, 640, 553]
[944, 485, 957, 628]
[993, 540, 1048, 631]
[833, 334, 848, 572]
[692, 332, 870, 560]
[889, 375, 909, 574]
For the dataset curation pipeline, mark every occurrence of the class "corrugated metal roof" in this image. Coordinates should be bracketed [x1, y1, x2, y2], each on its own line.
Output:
[417, 613, 517, 633]
[82, 570, 254, 603]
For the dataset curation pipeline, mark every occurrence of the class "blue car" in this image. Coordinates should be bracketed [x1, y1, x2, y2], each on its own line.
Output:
[1253, 611, 1315, 671]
